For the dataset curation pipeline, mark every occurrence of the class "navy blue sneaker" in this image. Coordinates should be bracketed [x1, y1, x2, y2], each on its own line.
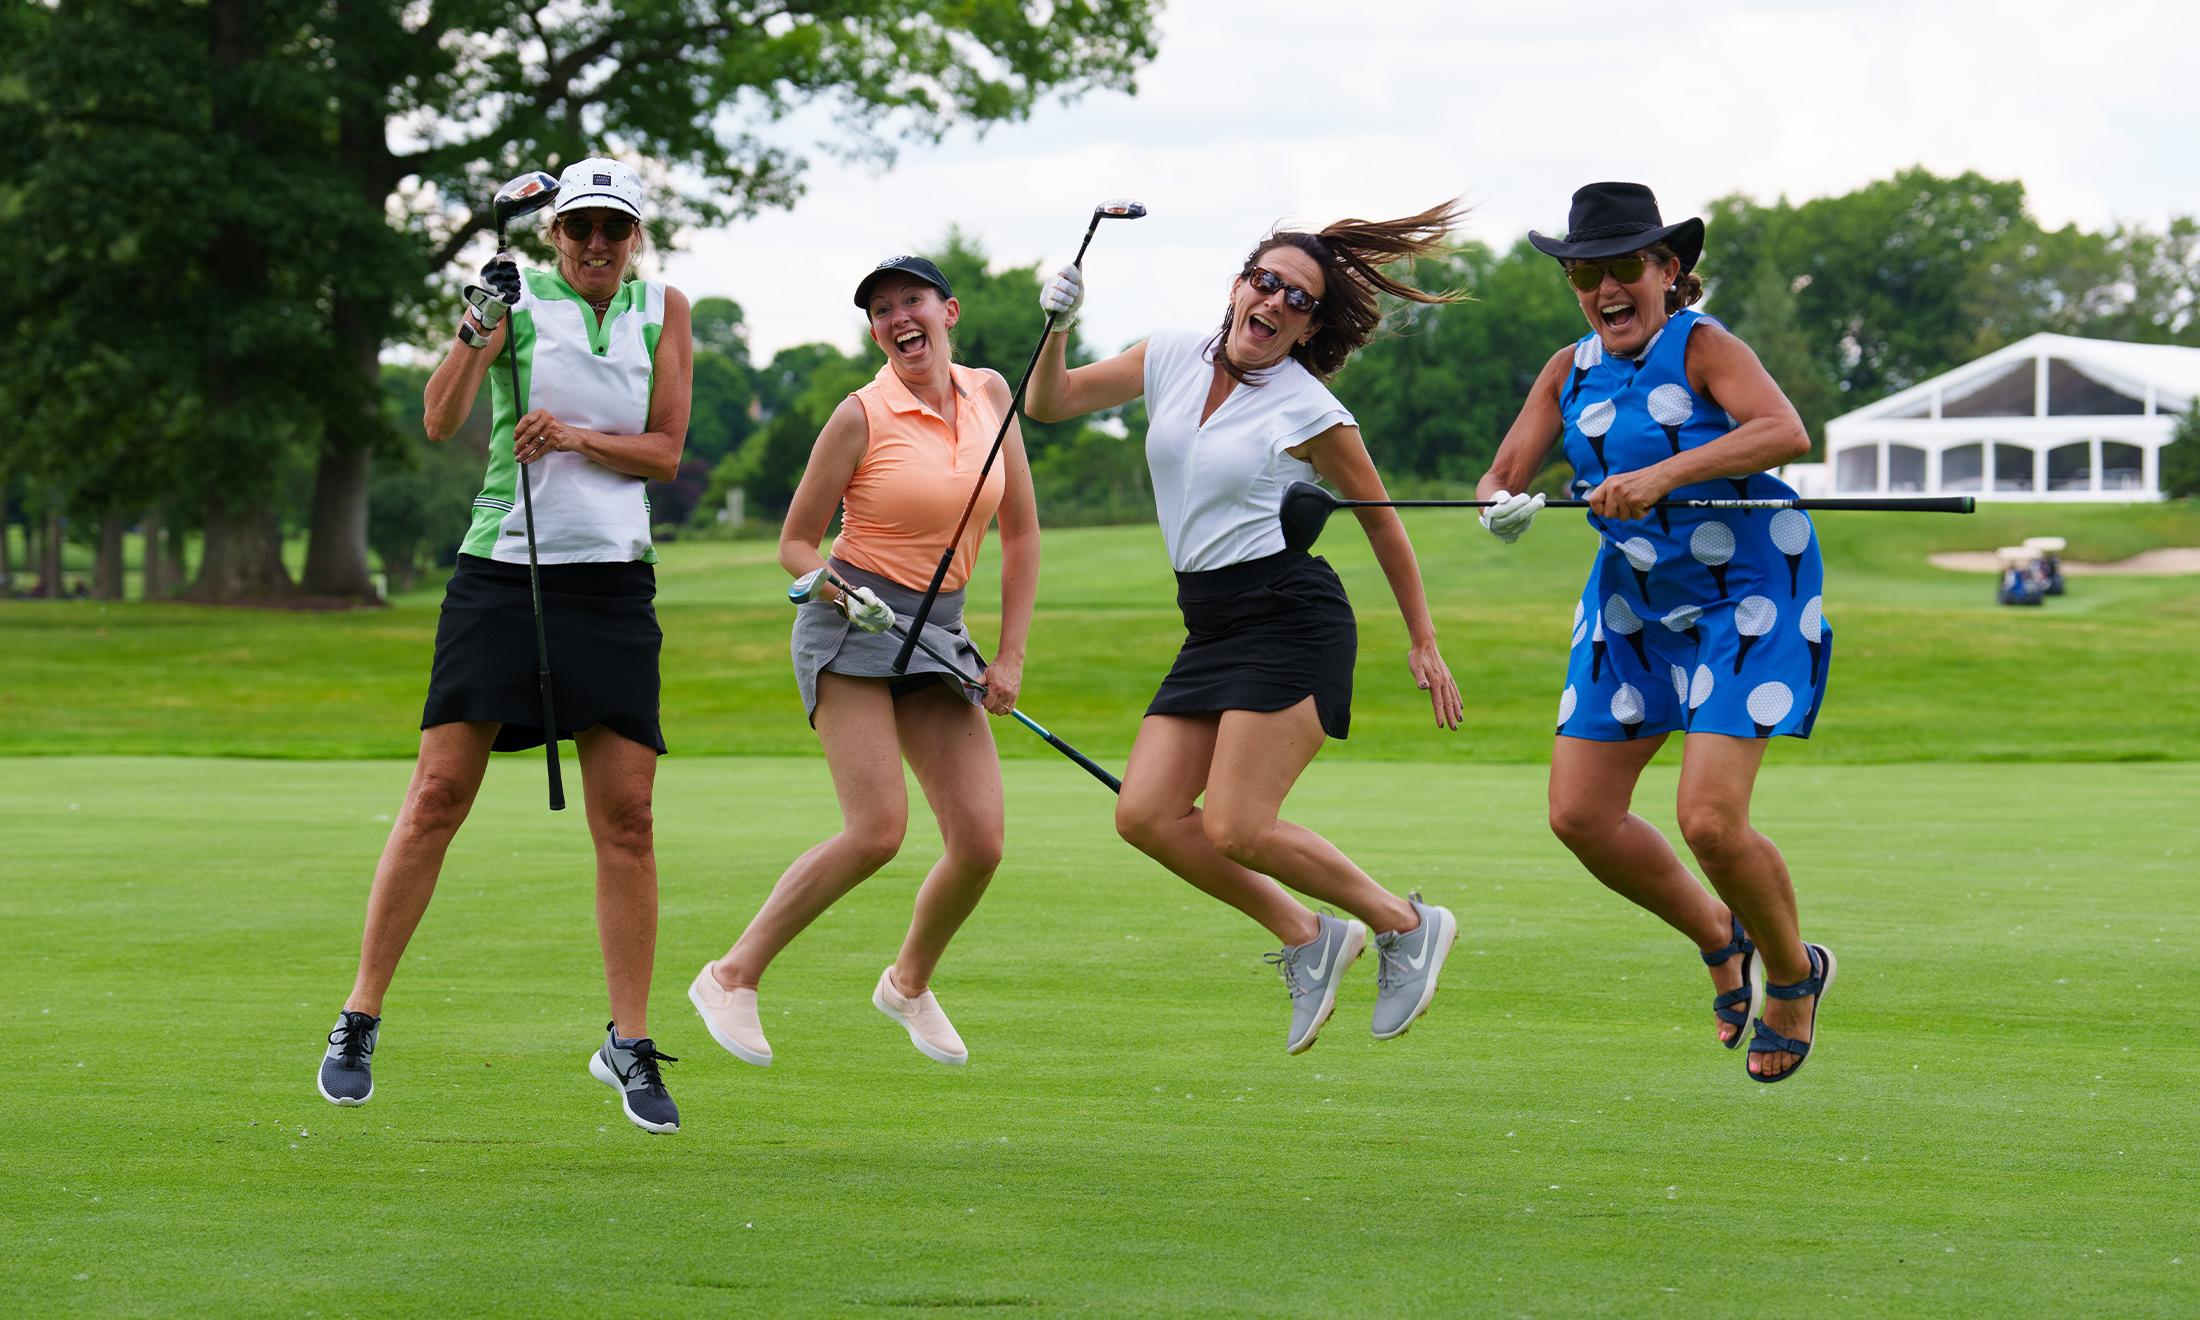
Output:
[588, 1024, 680, 1134]
[317, 1010, 379, 1106]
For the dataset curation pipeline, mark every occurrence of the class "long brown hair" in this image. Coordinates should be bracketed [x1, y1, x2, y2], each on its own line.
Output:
[1213, 198, 1469, 383]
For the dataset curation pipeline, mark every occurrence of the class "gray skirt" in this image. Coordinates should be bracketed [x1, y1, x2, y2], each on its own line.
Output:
[790, 557, 987, 722]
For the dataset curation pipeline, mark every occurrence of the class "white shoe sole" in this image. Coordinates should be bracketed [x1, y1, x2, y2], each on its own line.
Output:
[1371, 906, 1457, 1041]
[1288, 920, 1368, 1055]
[588, 1051, 680, 1134]
[872, 985, 968, 1067]
[688, 977, 773, 1067]
[315, 1072, 371, 1106]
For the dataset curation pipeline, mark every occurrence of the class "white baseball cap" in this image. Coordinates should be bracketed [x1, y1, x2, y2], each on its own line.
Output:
[553, 157, 645, 220]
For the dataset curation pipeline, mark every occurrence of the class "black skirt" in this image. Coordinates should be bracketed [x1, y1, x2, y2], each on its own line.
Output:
[1147, 549, 1356, 740]
[421, 555, 666, 754]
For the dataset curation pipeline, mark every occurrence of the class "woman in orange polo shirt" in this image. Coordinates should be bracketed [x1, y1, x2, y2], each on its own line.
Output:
[689, 256, 1038, 1069]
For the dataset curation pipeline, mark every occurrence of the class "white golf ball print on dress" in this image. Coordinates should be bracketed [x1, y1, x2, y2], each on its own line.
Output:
[1571, 600, 1587, 648]
[1670, 664, 1690, 727]
[1733, 594, 1776, 673]
[1770, 509, 1812, 595]
[1603, 593, 1648, 669]
[1800, 594, 1826, 686]
[1557, 684, 1577, 734]
[1620, 536, 1657, 597]
[1690, 663, 1715, 715]
[1690, 521, 1735, 596]
[1746, 681, 1795, 737]
[1567, 337, 1603, 404]
[1647, 383, 1692, 456]
[1609, 683, 1645, 739]
[1661, 603, 1703, 647]
[1579, 399, 1616, 478]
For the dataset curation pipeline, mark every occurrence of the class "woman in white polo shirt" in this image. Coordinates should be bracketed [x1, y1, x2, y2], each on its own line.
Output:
[1025, 203, 1468, 1055]
[312, 156, 694, 1135]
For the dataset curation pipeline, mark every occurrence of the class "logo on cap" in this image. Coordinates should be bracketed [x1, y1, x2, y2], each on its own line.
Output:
[594, 173, 612, 186]
[875, 255, 914, 270]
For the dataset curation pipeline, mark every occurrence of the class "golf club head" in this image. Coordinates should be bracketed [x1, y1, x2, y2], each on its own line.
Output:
[1094, 198, 1147, 220]
[787, 568, 825, 605]
[491, 170, 560, 243]
[1278, 480, 1338, 553]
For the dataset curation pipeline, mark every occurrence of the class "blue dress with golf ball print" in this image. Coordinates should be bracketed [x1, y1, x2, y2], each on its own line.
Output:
[1553, 309, 1830, 741]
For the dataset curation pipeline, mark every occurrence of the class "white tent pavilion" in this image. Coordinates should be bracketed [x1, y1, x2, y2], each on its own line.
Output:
[1813, 334, 2200, 502]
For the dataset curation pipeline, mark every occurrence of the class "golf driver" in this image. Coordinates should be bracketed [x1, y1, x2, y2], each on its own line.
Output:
[790, 567, 1122, 794]
[891, 198, 1148, 674]
[490, 169, 565, 810]
[1277, 480, 1975, 552]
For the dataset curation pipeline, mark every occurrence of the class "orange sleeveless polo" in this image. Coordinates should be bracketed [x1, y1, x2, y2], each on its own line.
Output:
[830, 361, 1007, 592]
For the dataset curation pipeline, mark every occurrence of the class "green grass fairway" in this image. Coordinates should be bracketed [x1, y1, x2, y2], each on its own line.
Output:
[4, 501, 2197, 762]
[5, 755, 2195, 1316]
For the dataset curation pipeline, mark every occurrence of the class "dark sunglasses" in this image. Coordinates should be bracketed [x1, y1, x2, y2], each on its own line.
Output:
[1244, 265, 1321, 316]
[558, 214, 637, 243]
[1565, 255, 1650, 292]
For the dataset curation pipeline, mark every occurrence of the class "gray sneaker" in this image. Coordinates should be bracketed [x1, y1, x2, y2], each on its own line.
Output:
[1371, 894, 1458, 1040]
[588, 1024, 681, 1134]
[316, 1010, 379, 1106]
[1265, 913, 1367, 1055]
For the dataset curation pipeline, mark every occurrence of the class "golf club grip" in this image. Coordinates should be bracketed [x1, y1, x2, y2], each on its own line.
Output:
[890, 548, 956, 674]
[538, 667, 565, 810]
[1039, 728, 1122, 794]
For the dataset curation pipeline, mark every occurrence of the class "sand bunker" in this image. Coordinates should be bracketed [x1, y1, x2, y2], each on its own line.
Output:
[1928, 548, 2200, 575]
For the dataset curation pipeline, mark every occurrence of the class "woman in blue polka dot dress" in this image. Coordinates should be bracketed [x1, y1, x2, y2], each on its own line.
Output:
[1476, 183, 1835, 1083]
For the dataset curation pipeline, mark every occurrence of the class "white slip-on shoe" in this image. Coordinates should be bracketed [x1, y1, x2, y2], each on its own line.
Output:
[872, 966, 968, 1066]
[688, 963, 772, 1066]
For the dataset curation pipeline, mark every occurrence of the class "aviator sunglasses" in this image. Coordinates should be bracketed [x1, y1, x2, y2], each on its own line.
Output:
[558, 214, 637, 243]
[1244, 265, 1321, 315]
[1565, 254, 1651, 292]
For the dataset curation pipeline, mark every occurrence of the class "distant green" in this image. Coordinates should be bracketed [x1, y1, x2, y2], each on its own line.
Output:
[5, 502, 2196, 762]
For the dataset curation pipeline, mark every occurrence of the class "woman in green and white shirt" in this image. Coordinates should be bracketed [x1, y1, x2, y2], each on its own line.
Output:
[315, 156, 695, 1135]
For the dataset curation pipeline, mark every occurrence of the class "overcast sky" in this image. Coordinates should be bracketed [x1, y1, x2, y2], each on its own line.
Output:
[656, 0, 2194, 361]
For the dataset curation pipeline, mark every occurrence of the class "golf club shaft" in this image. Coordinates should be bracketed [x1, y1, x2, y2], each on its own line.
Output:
[1334, 496, 1977, 513]
[892, 211, 1110, 673]
[501, 238, 565, 812]
[807, 565, 1122, 794]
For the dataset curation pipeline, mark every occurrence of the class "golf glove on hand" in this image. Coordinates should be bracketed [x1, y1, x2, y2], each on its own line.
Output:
[1040, 263, 1084, 331]
[459, 256, 522, 347]
[842, 586, 896, 635]
[1480, 490, 1544, 544]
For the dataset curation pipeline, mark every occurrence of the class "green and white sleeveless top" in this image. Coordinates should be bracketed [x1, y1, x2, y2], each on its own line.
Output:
[461, 268, 666, 564]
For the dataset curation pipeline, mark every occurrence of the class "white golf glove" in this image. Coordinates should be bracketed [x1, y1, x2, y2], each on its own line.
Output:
[1480, 490, 1544, 544]
[841, 585, 896, 635]
[1040, 263, 1084, 331]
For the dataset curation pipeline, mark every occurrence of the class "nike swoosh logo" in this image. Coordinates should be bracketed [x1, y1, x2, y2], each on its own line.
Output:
[1304, 932, 1334, 981]
[1405, 920, 1438, 972]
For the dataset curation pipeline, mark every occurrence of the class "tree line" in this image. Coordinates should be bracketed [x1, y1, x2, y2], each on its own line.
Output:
[0, 0, 1159, 603]
[4, 7, 2193, 602]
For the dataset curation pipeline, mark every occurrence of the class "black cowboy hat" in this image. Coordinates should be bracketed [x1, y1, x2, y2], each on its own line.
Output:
[1528, 182, 1704, 273]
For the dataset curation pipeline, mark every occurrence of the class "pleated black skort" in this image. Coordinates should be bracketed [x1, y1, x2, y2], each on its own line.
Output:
[1147, 549, 1356, 740]
[421, 554, 666, 754]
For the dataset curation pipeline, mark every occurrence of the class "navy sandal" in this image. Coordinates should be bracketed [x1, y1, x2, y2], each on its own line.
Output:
[1701, 915, 1756, 1051]
[1748, 943, 1836, 1083]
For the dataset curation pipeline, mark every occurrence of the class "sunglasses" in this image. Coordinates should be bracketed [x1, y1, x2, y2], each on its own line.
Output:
[1244, 265, 1321, 316]
[1565, 255, 1652, 292]
[558, 214, 637, 243]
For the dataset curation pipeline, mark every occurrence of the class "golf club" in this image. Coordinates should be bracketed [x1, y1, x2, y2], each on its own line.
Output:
[790, 567, 1122, 794]
[491, 169, 565, 810]
[891, 198, 1148, 674]
[1277, 480, 1975, 552]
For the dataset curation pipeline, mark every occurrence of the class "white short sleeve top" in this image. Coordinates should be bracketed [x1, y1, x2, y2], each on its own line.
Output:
[1141, 330, 1354, 572]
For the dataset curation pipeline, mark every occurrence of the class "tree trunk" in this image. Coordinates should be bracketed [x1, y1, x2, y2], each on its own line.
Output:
[39, 507, 63, 598]
[141, 509, 168, 599]
[301, 437, 378, 601]
[166, 520, 190, 590]
[0, 495, 12, 596]
[187, 496, 292, 602]
[94, 513, 126, 600]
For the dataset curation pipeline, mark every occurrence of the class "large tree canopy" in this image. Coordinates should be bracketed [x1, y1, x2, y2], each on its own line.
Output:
[6, 0, 1161, 602]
